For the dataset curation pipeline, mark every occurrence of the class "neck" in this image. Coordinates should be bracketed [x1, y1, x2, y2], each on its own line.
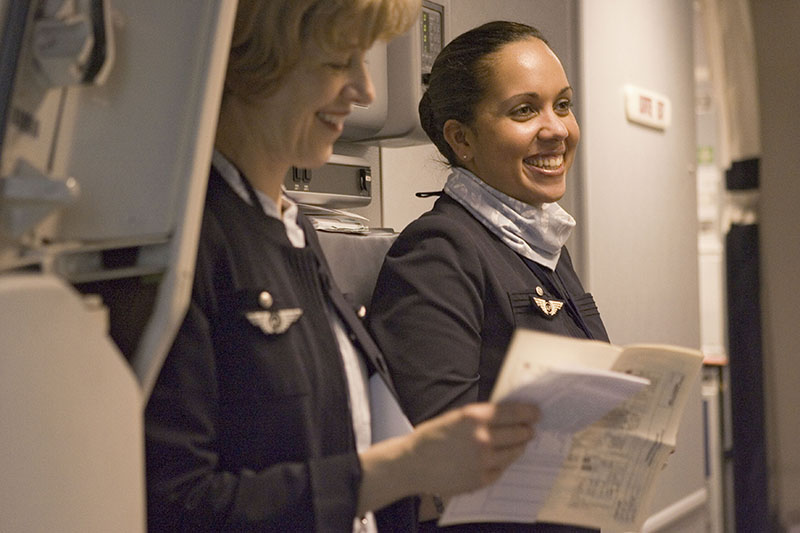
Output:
[215, 96, 287, 204]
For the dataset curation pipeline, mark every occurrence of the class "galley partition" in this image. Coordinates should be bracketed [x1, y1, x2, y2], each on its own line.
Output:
[0, 2, 237, 530]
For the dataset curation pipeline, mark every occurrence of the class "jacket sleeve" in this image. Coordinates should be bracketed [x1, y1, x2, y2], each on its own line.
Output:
[368, 219, 486, 425]
[144, 220, 361, 532]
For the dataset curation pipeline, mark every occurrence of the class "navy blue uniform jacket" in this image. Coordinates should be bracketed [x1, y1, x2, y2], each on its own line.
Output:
[369, 194, 608, 532]
[145, 169, 408, 532]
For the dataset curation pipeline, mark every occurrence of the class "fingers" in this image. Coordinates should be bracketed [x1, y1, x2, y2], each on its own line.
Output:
[458, 402, 539, 449]
[456, 402, 539, 453]
[406, 401, 541, 497]
[491, 401, 540, 427]
[479, 444, 529, 485]
[457, 402, 539, 487]
[483, 423, 536, 451]
[469, 427, 532, 486]
[461, 401, 540, 427]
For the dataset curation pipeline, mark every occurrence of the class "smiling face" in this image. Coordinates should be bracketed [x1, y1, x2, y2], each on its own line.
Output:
[254, 42, 375, 169]
[456, 37, 579, 206]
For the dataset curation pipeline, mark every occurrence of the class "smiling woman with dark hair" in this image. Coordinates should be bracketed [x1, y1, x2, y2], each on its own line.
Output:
[369, 20, 608, 532]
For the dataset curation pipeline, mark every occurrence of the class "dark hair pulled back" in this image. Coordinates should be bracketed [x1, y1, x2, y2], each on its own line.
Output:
[419, 20, 549, 166]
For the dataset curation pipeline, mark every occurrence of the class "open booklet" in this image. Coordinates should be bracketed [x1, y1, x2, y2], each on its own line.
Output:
[439, 329, 704, 532]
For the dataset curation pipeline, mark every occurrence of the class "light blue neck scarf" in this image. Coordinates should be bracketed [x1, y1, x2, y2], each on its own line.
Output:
[443, 167, 575, 270]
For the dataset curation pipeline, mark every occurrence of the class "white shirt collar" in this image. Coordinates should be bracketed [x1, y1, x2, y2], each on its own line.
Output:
[211, 150, 306, 248]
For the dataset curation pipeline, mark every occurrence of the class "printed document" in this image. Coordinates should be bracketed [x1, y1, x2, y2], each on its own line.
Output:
[439, 329, 704, 531]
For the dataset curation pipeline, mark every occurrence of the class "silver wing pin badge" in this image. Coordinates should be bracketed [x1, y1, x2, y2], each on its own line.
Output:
[246, 308, 303, 335]
[533, 297, 564, 318]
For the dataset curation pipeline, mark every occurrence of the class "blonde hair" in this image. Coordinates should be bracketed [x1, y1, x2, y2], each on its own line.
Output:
[225, 0, 421, 100]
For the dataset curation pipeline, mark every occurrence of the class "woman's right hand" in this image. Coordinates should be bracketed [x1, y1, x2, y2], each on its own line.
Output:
[357, 401, 539, 514]
[407, 401, 540, 497]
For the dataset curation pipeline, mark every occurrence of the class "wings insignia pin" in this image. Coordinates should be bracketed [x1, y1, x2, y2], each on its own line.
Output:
[246, 308, 303, 335]
[533, 296, 564, 318]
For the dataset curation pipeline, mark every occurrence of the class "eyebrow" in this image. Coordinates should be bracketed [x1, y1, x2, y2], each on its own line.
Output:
[517, 86, 574, 99]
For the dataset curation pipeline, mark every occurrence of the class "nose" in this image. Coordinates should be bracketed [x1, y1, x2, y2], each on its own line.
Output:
[537, 109, 569, 141]
[343, 52, 375, 105]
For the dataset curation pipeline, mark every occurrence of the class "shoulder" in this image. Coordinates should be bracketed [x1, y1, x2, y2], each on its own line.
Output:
[407, 194, 478, 230]
[195, 173, 244, 263]
[390, 194, 488, 256]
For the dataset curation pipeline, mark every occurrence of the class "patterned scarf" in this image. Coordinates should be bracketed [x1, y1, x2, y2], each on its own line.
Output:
[443, 167, 575, 270]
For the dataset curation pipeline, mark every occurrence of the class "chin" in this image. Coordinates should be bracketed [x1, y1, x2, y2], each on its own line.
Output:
[525, 186, 566, 205]
[299, 149, 333, 170]
[546, 188, 567, 203]
[528, 196, 564, 206]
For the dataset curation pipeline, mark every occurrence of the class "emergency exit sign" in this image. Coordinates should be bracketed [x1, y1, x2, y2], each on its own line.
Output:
[624, 85, 671, 130]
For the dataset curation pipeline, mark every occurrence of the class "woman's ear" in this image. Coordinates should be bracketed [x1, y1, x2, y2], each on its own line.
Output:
[443, 119, 472, 162]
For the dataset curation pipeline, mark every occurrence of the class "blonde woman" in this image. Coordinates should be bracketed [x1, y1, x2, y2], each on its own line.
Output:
[144, 3, 539, 531]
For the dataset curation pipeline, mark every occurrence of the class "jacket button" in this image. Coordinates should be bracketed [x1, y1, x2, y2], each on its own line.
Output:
[357, 305, 367, 318]
[258, 291, 273, 309]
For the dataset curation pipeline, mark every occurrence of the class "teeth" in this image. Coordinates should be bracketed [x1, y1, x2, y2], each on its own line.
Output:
[526, 155, 564, 170]
[317, 112, 346, 127]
